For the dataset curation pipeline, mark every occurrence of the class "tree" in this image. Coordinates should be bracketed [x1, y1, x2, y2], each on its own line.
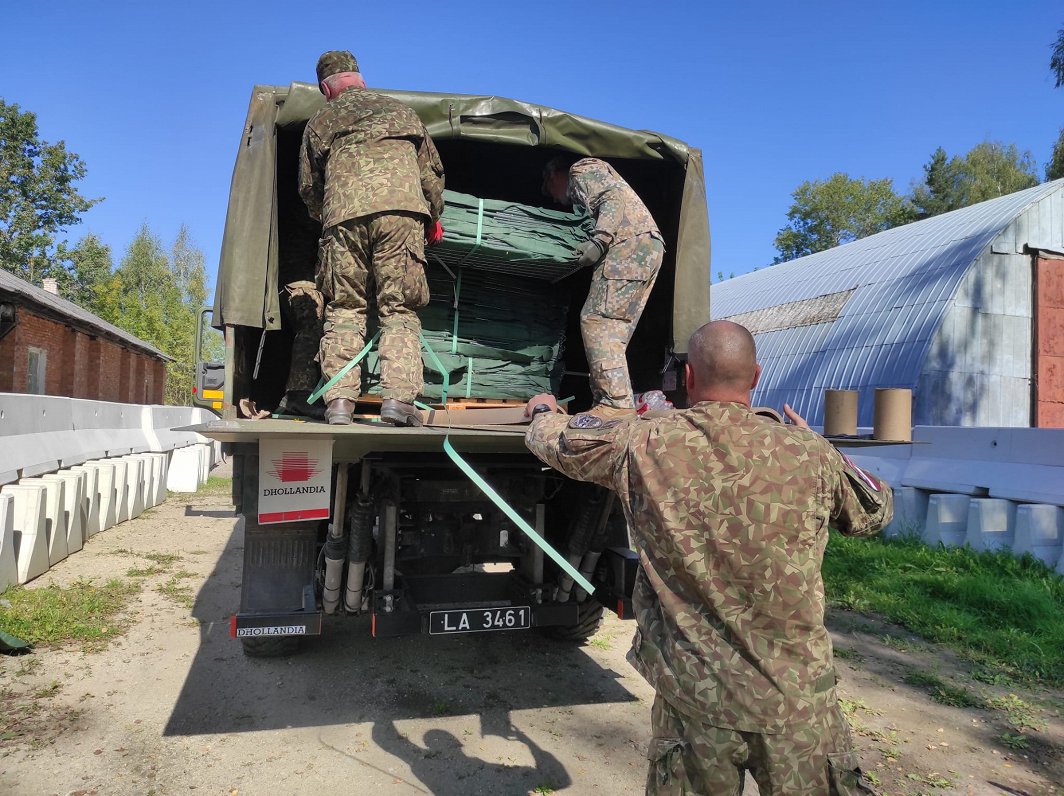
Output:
[0, 100, 99, 283]
[773, 173, 913, 262]
[94, 224, 209, 405]
[1052, 25, 1064, 88]
[910, 141, 1039, 219]
[1049, 129, 1064, 182]
[56, 233, 113, 310]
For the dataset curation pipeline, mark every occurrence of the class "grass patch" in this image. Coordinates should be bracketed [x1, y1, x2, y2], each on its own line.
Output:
[126, 565, 166, 577]
[985, 694, 1046, 731]
[156, 575, 195, 609]
[0, 578, 140, 647]
[175, 474, 232, 499]
[823, 531, 1064, 685]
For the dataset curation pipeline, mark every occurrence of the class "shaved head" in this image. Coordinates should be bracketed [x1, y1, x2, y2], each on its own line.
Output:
[686, 321, 759, 402]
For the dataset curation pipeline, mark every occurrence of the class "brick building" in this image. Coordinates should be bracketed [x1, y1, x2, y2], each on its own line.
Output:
[0, 270, 170, 404]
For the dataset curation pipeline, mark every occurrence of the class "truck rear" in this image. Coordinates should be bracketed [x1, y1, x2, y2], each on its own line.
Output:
[196, 82, 710, 656]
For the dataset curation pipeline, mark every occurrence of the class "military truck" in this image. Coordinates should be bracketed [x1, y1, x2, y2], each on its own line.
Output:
[193, 82, 709, 657]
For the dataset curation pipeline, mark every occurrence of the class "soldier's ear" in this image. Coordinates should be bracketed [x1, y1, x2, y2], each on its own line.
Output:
[684, 361, 696, 394]
[320, 81, 333, 100]
[751, 363, 762, 391]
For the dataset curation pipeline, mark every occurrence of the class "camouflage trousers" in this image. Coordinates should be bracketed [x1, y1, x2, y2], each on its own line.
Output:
[580, 235, 664, 408]
[282, 280, 325, 393]
[315, 212, 430, 403]
[646, 691, 876, 796]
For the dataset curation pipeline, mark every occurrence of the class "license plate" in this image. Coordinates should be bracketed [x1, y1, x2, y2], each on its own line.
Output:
[428, 606, 531, 635]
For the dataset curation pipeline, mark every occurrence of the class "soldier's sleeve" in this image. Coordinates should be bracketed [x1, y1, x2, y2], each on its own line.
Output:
[569, 161, 623, 249]
[417, 129, 445, 222]
[524, 412, 630, 490]
[827, 446, 894, 537]
[298, 126, 325, 223]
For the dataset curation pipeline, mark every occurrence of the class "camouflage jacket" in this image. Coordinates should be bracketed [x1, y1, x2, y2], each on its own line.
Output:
[525, 402, 893, 732]
[299, 87, 445, 229]
[568, 158, 662, 251]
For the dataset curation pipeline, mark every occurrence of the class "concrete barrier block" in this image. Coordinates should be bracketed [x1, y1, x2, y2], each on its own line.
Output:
[67, 464, 98, 539]
[2, 484, 50, 584]
[19, 477, 68, 566]
[156, 451, 170, 505]
[140, 453, 164, 508]
[121, 456, 146, 519]
[923, 494, 971, 548]
[0, 493, 17, 592]
[111, 458, 129, 524]
[883, 487, 930, 539]
[42, 471, 86, 555]
[79, 461, 117, 534]
[197, 444, 210, 486]
[1013, 505, 1064, 567]
[166, 445, 202, 493]
[965, 499, 1016, 553]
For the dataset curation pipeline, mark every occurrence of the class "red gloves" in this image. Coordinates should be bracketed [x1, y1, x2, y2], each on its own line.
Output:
[426, 220, 444, 246]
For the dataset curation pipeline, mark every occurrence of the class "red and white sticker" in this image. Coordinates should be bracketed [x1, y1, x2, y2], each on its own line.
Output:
[258, 438, 333, 524]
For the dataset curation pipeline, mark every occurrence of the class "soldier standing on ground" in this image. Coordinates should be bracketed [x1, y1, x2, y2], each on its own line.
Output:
[523, 320, 892, 795]
[299, 50, 445, 426]
[542, 156, 664, 411]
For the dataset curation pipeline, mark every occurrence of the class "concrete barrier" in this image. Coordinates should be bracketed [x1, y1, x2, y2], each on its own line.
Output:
[41, 471, 86, 555]
[883, 486, 929, 539]
[167, 445, 205, 493]
[965, 499, 1016, 553]
[922, 494, 971, 548]
[111, 458, 129, 524]
[2, 484, 49, 584]
[19, 477, 68, 566]
[1013, 505, 1064, 567]
[121, 456, 145, 520]
[85, 461, 118, 534]
[0, 493, 16, 591]
[67, 464, 99, 538]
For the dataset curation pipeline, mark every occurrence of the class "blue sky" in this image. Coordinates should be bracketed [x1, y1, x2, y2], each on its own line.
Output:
[2, 1, 1061, 294]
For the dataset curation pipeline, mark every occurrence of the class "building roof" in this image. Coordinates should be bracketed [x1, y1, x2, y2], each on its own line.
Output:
[0, 269, 171, 361]
[711, 179, 1064, 423]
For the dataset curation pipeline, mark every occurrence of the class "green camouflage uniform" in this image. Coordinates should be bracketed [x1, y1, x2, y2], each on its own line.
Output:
[568, 158, 664, 408]
[298, 86, 444, 403]
[524, 403, 893, 794]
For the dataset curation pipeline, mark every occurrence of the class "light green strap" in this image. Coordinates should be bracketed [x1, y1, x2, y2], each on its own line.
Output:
[308, 330, 381, 405]
[442, 437, 593, 594]
[465, 357, 473, 398]
[450, 267, 462, 354]
[419, 330, 450, 405]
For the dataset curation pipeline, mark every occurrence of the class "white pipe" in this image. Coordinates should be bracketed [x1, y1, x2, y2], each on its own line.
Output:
[343, 561, 367, 613]
[575, 550, 602, 603]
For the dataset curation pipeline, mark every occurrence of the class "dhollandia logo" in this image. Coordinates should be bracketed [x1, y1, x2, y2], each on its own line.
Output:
[269, 453, 321, 483]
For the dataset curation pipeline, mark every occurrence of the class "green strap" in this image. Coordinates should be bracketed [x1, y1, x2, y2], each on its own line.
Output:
[307, 330, 381, 405]
[419, 330, 450, 405]
[450, 267, 462, 354]
[465, 357, 473, 398]
[442, 437, 593, 594]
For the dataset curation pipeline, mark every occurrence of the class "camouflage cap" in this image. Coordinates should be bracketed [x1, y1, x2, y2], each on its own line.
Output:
[316, 50, 360, 84]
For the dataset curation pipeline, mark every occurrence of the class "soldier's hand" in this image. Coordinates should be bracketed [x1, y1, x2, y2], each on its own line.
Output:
[783, 403, 809, 429]
[426, 219, 444, 246]
[573, 239, 606, 268]
[524, 393, 559, 418]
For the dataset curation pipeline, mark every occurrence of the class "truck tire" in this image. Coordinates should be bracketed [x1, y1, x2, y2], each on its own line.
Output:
[240, 636, 301, 658]
[544, 598, 605, 643]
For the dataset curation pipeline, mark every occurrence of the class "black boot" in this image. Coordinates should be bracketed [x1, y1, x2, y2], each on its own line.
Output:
[380, 398, 422, 427]
[276, 390, 326, 421]
[325, 398, 355, 425]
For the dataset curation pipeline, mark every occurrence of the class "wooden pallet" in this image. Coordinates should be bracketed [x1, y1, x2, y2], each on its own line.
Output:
[354, 396, 525, 410]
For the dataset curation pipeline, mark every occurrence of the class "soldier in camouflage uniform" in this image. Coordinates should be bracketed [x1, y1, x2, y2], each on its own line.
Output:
[524, 320, 892, 795]
[299, 50, 445, 425]
[543, 156, 664, 409]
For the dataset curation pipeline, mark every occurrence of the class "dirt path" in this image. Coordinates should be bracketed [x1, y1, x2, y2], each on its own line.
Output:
[0, 469, 1061, 796]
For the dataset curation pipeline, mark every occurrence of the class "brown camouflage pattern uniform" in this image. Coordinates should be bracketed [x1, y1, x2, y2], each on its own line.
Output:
[299, 86, 444, 403]
[525, 403, 893, 794]
[568, 158, 664, 408]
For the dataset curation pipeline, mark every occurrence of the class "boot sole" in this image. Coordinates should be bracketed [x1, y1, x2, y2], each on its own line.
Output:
[380, 409, 422, 427]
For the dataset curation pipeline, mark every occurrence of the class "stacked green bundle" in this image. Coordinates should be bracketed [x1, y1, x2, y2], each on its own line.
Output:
[431, 189, 593, 282]
[363, 264, 571, 401]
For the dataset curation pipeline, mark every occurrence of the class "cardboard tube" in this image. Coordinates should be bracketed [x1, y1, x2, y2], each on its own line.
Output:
[823, 390, 858, 437]
[873, 388, 912, 441]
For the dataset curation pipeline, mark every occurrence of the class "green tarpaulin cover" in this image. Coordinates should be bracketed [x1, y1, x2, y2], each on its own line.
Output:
[431, 189, 593, 282]
[360, 192, 579, 400]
